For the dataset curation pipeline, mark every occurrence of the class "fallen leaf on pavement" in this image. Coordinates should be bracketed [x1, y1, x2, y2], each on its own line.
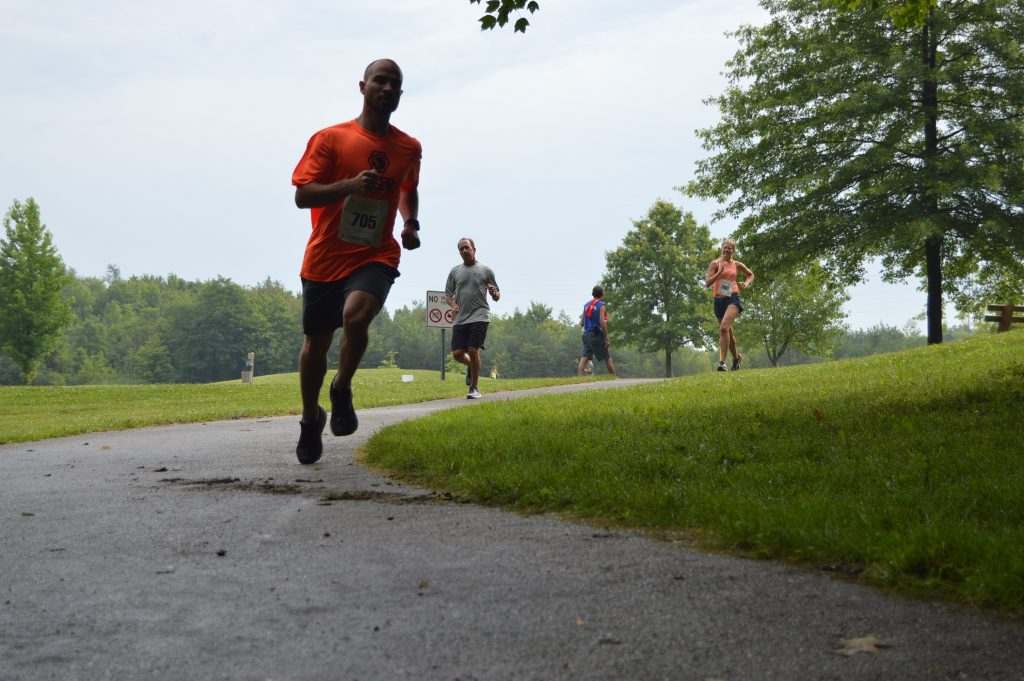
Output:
[837, 634, 890, 656]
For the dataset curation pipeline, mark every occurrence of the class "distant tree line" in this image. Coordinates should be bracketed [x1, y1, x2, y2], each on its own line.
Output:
[0, 259, 964, 386]
[0, 269, 304, 385]
[1, 196, 983, 386]
[0, 268, 692, 386]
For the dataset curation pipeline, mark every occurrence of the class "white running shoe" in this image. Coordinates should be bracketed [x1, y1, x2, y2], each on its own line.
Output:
[467, 387, 482, 399]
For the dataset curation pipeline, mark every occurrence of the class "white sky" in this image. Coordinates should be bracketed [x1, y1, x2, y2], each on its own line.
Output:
[2, 0, 929, 331]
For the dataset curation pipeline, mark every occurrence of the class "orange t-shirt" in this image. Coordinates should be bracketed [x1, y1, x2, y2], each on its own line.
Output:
[714, 260, 739, 297]
[292, 120, 422, 282]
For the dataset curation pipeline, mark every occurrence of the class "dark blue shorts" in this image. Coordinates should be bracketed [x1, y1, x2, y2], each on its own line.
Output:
[452, 321, 489, 352]
[714, 294, 743, 321]
[301, 262, 399, 335]
[580, 329, 610, 361]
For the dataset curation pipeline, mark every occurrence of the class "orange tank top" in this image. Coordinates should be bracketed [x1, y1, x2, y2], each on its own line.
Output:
[715, 261, 738, 297]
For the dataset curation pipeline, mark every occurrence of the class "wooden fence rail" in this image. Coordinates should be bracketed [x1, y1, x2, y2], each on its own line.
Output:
[985, 304, 1024, 332]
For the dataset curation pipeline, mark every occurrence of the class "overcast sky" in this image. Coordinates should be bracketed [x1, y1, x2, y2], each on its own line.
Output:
[2, 0, 931, 331]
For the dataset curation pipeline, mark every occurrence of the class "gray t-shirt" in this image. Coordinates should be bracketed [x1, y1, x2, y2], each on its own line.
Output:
[445, 262, 499, 325]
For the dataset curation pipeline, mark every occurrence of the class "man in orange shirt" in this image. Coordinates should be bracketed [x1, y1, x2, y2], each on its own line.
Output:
[291, 58, 422, 464]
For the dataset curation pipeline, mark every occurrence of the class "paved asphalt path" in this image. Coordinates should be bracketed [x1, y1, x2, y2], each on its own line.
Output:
[2, 379, 1022, 681]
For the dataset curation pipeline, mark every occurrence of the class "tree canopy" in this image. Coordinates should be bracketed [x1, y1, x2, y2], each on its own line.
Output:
[687, 0, 1024, 344]
[0, 199, 73, 384]
[828, 0, 936, 27]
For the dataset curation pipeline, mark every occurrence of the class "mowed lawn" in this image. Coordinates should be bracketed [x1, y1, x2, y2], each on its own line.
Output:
[364, 330, 1024, 612]
[0, 369, 605, 445]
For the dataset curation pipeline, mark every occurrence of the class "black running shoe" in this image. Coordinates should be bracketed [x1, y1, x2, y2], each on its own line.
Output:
[329, 381, 358, 436]
[296, 406, 327, 465]
[732, 355, 742, 371]
[465, 365, 472, 386]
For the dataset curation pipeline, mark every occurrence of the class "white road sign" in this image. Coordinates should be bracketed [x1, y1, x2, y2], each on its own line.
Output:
[426, 290, 455, 329]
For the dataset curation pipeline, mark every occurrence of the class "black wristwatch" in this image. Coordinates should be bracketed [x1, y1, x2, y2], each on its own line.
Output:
[404, 218, 420, 231]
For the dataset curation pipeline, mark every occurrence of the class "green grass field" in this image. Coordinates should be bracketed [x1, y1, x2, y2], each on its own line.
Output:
[0, 369, 605, 444]
[364, 331, 1024, 612]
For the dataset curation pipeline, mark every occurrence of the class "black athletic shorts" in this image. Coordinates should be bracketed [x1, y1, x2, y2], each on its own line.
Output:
[301, 262, 399, 336]
[451, 321, 489, 352]
[714, 294, 743, 321]
[580, 329, 610, 362]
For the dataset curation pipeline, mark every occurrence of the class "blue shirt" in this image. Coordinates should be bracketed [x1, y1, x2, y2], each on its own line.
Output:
[582, 299, 604, 333]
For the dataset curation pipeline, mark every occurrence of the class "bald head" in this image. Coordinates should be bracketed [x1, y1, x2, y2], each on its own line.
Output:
[364, 59, 402, 81]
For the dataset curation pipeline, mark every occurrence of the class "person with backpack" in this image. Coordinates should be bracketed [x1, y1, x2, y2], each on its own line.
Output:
[578, 285, 617, 377]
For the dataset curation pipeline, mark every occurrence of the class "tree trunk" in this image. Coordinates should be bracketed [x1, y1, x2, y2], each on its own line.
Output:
[922, 11, 943, 345]
[926, 234, 943, 344]
[664, 347, 673, 378]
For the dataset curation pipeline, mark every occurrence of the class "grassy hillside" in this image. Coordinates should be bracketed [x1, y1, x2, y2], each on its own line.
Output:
[365, 330, 1024, 611]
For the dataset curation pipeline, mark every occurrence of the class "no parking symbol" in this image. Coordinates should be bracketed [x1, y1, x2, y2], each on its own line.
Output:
[426, 290, 454, 329]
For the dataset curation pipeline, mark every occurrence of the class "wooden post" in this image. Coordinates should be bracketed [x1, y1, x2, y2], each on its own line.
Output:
[241, 352, 255, 384]
[984, 304, 1024, 332]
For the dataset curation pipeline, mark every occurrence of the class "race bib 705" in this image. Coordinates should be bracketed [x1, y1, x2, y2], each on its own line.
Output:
[338, 196, 388, 246]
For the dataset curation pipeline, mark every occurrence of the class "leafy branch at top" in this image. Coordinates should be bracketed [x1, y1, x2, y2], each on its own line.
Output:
[470, 0, 540, 34]
[827, 0, 937, 27]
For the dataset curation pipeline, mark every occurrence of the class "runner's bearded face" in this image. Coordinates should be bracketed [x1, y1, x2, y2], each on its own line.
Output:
[361, 63, 403, 114]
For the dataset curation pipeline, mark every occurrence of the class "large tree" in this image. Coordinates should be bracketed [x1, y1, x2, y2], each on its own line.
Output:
[687, 0, 1024, 345]
[602, 199, 717, 378]
[741, 263, 850, 366]
[0, 198, 73, 384]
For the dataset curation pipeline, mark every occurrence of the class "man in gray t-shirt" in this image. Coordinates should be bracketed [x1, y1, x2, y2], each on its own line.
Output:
[445, 237, 500, 399]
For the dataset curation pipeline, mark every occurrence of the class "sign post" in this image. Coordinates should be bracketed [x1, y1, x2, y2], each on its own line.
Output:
[241, 352, 255, 384]
[426, 290, 455, 380]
